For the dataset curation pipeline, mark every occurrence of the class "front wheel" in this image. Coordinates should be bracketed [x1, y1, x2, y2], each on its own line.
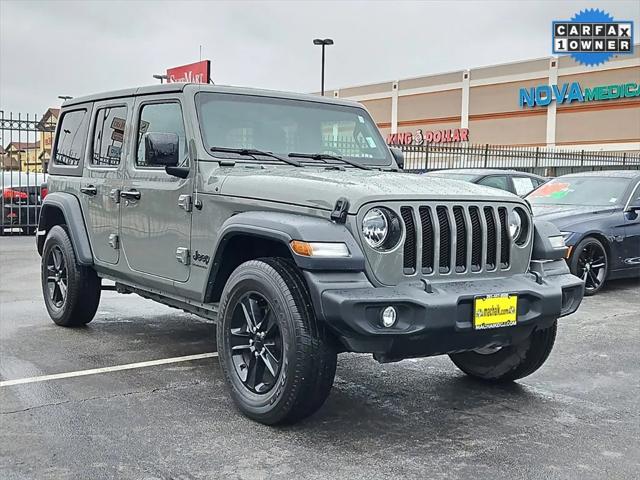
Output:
[569, 237, 608, 296]
[217, 258, 337, 425]
[449, 322, 557, 383]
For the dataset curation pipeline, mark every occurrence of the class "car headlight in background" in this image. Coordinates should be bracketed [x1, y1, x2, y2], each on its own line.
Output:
[508, 207, 529, 246]
[362, 207, 402, 250]
[560, 231, 574, 243]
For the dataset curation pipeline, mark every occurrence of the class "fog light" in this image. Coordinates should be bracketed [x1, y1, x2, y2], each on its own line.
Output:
[381, 306, 397, 328]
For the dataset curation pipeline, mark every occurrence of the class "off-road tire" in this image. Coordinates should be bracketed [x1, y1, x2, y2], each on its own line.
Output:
[41, 225, 101, 327]
[217, 257, 337, 425]
[449, 321, 557, 382]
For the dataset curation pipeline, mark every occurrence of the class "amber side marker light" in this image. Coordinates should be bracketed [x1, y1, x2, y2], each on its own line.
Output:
[565, 245, 573, 259]
[290, 240, 350, 258]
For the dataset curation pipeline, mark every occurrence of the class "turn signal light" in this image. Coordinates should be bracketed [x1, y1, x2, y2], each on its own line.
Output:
[290, 241, 350, 258]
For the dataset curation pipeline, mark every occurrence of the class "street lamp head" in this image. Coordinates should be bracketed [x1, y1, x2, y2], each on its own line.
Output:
[313, 38, 334, 45]
[152, 74, 168, 80]
[58, 95, 73, 101]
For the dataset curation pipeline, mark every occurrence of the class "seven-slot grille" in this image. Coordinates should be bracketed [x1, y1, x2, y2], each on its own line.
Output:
[402, 204, 511, 275]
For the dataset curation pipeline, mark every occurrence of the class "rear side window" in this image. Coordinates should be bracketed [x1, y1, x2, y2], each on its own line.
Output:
[478, 175, 510, 192]
[92, 106, 128, 167]
[53, 110, 89, 166]
[136, 102, 187, 167]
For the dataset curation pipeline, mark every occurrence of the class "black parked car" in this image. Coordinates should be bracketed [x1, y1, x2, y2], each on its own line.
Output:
[527, 170, 640, 295]
[423, 169, 547, 196]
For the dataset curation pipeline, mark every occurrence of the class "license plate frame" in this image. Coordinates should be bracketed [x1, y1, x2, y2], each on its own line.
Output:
[473, 294, 518, 330]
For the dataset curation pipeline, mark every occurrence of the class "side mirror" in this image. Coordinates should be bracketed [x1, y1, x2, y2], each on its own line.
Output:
[390, 147, 404, 170]
[144, 132, 179, 167]
[625, 204, 640, 216]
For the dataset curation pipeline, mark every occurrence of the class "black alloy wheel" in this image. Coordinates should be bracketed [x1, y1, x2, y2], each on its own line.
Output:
[574, 239, 607, 295]
[229, 292, 283, 394]
[41, 225, 101, 327]
[45, 245, 68, 308]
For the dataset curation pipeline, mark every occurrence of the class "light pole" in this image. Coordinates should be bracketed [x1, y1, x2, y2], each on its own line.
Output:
[153, 74, 168, 84]
[313, 38, 333, 96]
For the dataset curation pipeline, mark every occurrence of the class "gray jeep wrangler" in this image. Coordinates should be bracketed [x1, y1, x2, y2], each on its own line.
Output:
[37, 83, 584, 425]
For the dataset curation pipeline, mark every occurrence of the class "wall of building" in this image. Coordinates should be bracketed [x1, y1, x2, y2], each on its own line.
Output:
[333, 47, 640, 152]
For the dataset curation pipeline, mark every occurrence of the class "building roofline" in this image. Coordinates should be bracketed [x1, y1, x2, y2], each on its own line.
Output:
[329, 43, 640, 93]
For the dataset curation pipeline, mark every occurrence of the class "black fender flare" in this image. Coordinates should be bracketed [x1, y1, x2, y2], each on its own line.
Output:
[212, 211, 365, 271]
[37, 192, 93, 265]
[203, 211, 366, 300]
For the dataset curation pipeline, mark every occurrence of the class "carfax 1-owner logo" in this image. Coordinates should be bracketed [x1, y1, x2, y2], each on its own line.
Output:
[552, 8, 634, 66]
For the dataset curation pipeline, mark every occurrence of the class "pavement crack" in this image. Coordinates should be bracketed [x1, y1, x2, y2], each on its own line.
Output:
[1, 380, 204, 415]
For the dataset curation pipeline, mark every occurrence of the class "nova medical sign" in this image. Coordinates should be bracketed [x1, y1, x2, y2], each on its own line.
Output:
[519, 81, 639, 107]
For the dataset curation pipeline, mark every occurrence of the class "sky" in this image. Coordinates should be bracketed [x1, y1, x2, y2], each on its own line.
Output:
[1, 0, 639, 114]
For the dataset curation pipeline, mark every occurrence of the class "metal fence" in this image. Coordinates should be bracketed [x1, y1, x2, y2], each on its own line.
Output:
[1, 107, 640, 235]
[1, 110, 55, 235]
[395, 143, 640, 175]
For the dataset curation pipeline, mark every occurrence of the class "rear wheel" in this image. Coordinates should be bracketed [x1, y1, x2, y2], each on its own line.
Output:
[449, 321, 557, 382]
[41, 225, 101, 327]
[570, 237, 608, 296]
[217, 258, 337, 425]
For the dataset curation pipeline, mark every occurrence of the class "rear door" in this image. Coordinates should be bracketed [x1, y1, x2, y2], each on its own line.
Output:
[119, 96, 192, 283]
[80, 100, 132, 265]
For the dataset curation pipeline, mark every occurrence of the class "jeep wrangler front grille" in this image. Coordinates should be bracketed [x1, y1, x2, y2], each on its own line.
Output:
[401, 204, 512, 275]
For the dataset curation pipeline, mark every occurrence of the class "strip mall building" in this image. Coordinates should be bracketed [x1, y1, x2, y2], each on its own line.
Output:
[328, 46, 640, 152]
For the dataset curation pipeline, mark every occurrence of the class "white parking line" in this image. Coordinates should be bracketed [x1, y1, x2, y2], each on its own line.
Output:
[0, 352, 218, 387]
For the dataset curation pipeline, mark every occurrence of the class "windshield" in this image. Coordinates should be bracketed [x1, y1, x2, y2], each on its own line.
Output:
[196, 92, 392, 167]
[527, 176, 630, 206]
[425, 172, 478, 181]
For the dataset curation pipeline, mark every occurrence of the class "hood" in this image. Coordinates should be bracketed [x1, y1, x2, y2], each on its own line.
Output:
[214, 166, 521, 213]
[531, 204, 618, 229]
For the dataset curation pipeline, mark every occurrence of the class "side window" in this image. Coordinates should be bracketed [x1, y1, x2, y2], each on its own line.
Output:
[53, 110, 89, 166]
[136, 103, 187, 167]
[512, 176, 536, 196]
[91, 106, 128, 167]
[478, 175, 510, 192]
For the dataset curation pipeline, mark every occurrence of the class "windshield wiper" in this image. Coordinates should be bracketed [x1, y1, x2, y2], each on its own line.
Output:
[288, 152, 372, 170]
[210, 147, 302, 167]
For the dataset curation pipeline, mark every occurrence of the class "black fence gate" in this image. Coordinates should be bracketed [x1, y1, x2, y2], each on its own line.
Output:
[1, 110, 56, 235]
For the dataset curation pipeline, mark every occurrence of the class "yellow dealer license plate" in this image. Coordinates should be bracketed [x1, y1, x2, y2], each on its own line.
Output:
[473, 294, 518, 330]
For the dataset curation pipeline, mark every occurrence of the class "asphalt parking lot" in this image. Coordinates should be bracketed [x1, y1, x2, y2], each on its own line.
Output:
[1, 235, 639, 480]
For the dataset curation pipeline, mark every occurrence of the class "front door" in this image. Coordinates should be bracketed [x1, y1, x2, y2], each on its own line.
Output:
[119, 97, 192, 283]
[622, 181, 640, 271]
[80, 100, 132, 265]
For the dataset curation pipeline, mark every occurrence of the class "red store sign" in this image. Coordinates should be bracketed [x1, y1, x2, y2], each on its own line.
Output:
[166, 60, 211, 84]
[386, 128, 469, 145]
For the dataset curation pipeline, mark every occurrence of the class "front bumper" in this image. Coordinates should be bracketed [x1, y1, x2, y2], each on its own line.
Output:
[303, 259, 584, 361]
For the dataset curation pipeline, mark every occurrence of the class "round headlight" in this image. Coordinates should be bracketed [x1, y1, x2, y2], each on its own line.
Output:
[362, 208, 389, 248]
[508, 208, 529, 245]
[362, 208, 402, 251]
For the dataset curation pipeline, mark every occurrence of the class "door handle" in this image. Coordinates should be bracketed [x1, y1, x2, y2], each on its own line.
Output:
[80, 185, 97, 196]
[120, 189, 141, 201]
